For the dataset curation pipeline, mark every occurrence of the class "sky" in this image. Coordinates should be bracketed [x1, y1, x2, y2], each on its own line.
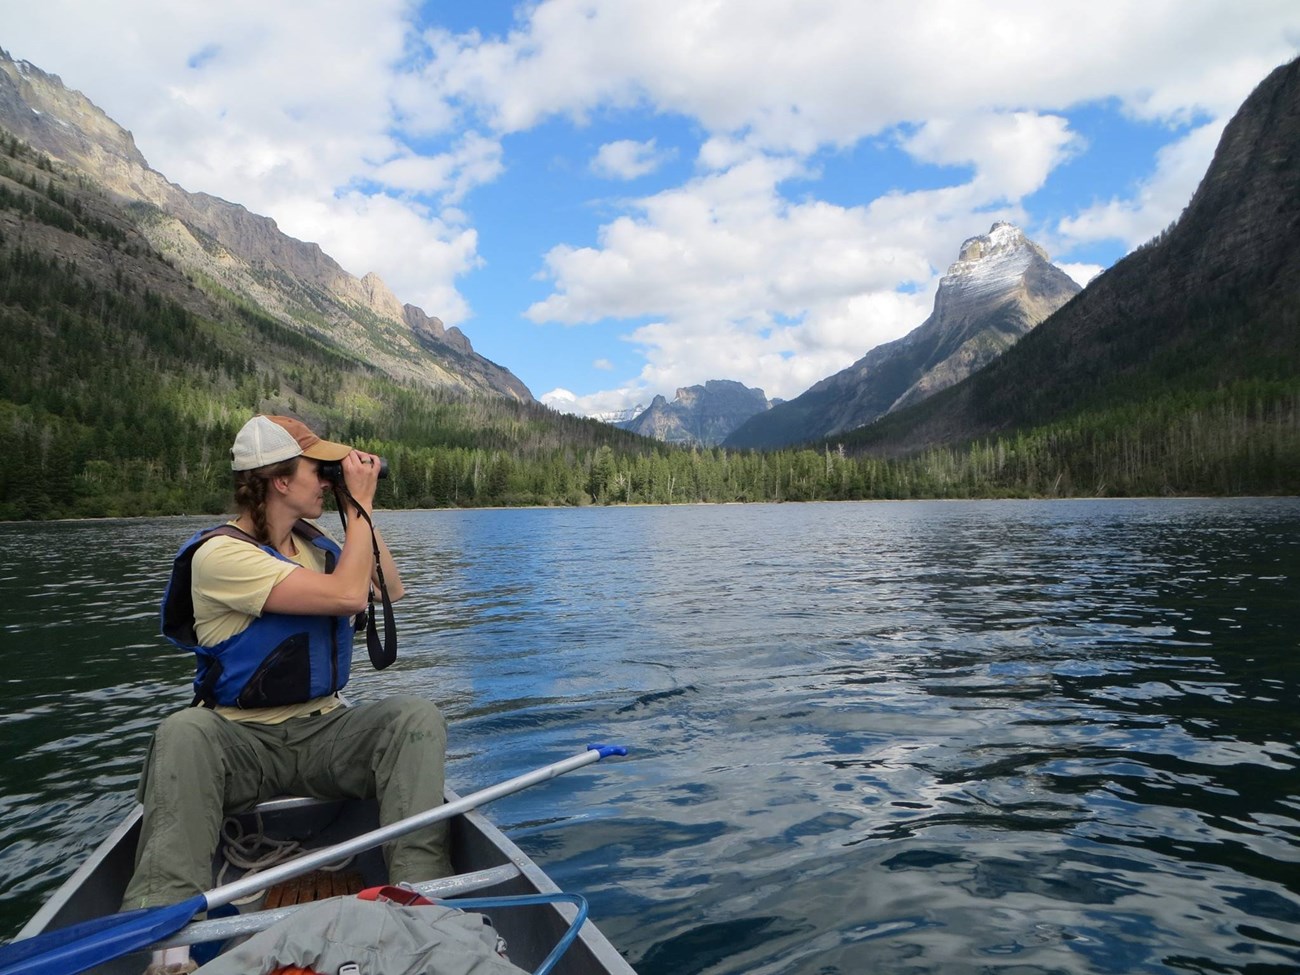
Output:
[2, 2, 1298, 418]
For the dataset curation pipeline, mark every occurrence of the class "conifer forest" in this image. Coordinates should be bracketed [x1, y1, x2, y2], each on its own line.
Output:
[1, 133, 1298, 521]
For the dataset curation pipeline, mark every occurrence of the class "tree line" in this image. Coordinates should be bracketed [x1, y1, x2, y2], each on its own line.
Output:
[1, 128, 1297, 521]
[1, 237, 1298, 521]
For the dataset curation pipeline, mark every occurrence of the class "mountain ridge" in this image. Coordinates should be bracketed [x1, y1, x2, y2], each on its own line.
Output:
[0, 48, 531, 402]
[0, 48, 1294, 518]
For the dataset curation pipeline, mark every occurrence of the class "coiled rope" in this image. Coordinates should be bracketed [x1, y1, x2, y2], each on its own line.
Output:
[218, 813, 353, 905]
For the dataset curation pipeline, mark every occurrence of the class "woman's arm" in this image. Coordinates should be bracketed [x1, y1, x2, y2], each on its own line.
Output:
[263, 451, 387, 616]
[370, 524, 406, 602]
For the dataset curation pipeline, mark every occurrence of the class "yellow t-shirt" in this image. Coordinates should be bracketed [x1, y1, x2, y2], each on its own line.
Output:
[191, 521, 344, 724]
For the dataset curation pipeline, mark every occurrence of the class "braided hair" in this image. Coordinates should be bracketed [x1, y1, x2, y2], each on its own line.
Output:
[233, 457, 300, 545]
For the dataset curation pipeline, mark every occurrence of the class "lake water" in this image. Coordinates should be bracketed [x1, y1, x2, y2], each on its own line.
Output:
[1, 499, 1298, 974]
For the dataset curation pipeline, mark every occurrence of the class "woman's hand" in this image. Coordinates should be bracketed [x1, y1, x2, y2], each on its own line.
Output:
[339, 450, 381, 514]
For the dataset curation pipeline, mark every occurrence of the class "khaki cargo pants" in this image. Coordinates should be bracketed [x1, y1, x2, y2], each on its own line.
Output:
[121, 695, 450, 910]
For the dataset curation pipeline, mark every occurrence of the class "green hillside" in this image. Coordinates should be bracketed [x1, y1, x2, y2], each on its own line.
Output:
[0, 132, 657, 519]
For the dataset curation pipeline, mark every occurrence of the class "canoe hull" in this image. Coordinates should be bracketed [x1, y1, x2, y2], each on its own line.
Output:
[15, 789, 636, 975]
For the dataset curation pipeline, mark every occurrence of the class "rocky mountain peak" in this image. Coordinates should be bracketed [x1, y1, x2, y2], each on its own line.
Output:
[725, 224, 1080, 449]
[956, 221, 1039, 262]
[841, 55, 1300, 458]
[938, 222, 1055, 310]
[621, 380, 771, 446]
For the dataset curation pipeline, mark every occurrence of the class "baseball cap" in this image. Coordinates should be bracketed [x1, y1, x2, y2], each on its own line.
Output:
[231, 415, 353, 471]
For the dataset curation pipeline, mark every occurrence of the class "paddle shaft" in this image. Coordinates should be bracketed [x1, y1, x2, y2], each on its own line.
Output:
[205, 745, 611, 910]
[0, 745, 626, 975]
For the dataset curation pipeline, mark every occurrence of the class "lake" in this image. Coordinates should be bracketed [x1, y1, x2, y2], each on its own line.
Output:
[1, 498, 1298, 973]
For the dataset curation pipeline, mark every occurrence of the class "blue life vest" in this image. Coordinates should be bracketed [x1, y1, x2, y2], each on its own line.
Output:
[160, 521, 355, 709]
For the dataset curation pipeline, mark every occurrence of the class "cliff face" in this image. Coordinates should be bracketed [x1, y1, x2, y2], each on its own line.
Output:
[0, 49, 532, 402]
[623, 380, 771, 446]
[726, 223, 1079, 449]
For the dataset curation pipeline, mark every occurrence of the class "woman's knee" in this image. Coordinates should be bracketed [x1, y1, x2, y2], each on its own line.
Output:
[135, 708, 230, 803]
[374, 696, 447, 752]
[382, 695, 445, 728]
[152, 707, 226, 753]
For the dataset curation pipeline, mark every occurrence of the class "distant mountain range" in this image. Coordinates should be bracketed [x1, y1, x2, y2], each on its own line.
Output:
[635, 52, 1300, 458]
[725, 222, 1080, 448]
[591, 404, 647, 426]
[619, 380, 774, 446]
[0, 48, 531, 403]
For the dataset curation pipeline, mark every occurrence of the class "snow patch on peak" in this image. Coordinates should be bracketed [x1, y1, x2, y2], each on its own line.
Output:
[942, 223, 1048, 302]
[957, 222, 1029, 263]
[592, 404, 646, 425]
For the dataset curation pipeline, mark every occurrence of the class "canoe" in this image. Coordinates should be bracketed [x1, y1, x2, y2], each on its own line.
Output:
[12, 786, 638, 975]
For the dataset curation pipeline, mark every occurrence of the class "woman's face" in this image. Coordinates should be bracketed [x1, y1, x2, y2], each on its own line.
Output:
[284, 457, 330, 517]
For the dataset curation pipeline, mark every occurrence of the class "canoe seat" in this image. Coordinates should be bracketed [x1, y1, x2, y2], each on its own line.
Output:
[263, 869, 364, 908]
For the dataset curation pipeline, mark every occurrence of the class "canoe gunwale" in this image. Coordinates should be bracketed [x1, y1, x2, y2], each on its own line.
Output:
[15, 804, 143, 942]
[13, 788, 637, 975]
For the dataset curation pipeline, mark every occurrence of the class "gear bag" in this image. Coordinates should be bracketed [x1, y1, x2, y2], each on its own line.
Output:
[194, 888, 528, 975]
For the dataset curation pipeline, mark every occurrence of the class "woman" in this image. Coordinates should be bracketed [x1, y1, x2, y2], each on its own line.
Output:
[130, 415, 450, 975]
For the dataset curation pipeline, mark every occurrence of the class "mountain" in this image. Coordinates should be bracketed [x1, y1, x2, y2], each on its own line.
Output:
[0, 48, 530, 402]
[844, 55, 1300, 458]
[620, 380, 772, 445]
[726, 223, 1080, 449]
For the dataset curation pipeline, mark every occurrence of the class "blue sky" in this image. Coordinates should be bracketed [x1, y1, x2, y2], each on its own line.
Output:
[3, 1, 1298, 417]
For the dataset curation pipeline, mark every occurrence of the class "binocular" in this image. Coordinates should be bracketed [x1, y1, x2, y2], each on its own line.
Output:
[319, 457, 389, 481]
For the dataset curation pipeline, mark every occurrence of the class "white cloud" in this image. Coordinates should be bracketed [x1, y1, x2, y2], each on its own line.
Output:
[1058, 263, 1105, 288]
[370, 132, 505, 204]
[412, 0, 1300, 151]
[523, 161, 952, 401]
[1057, 121, 1226, 250]
[273, 190, 480, 321]
[591, 139, 672, 179]
[900, 112, 1084, 201]
[5, 0, 1298, 414]
[523, 115, 1085, 403]
[542, 386, 639, 418]
[540, 387, 579, 409]
[593, 358, 615, 370]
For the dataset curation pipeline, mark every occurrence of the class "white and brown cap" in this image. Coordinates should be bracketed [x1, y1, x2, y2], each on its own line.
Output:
[230, 415, 352, 471]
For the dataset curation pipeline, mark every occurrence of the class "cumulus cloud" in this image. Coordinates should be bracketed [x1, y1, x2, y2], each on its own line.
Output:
[540, 387, 579, 409]
[591, 139, 672, 179]
[410, 0, 1299, 150]
[541, 385, 648, 419]
[5, 0, 1298, 414]
[524, 158, 950, 401]
[523, 116, 1085, 402]
[899, 112, 1084, 202]
[370, 132, 505, 204]
[274, 190, 480, 321]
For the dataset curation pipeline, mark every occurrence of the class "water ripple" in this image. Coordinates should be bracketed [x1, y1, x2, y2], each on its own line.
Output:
[1, 500, 1298, 975]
